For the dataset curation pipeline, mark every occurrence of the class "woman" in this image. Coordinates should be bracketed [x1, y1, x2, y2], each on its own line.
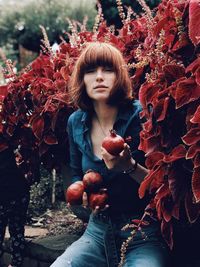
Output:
[51, 42, 170, 267]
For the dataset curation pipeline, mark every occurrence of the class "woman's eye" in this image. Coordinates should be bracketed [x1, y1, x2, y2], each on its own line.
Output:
[104, 67, 114, 72]
[85, 68, 96, 73]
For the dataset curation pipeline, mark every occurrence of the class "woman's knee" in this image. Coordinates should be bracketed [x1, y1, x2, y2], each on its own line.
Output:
[123, 243, 170, 267]
[50, 235, 106, 267]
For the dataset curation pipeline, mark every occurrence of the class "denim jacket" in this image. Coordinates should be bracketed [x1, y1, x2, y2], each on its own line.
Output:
[67, 100, 149, 215]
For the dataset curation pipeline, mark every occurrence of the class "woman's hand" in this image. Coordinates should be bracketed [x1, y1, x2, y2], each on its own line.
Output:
[101, 143, 136, 172]
[68, 189, 109, 214]
[82, 189, 109, 214]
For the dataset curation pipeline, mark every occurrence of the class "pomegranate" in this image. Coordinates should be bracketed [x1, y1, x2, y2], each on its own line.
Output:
[102, 129, 125, 156]
[89, 191, 108, 210]
[65, 181, 85, 205]
[83, 170, 103, 192]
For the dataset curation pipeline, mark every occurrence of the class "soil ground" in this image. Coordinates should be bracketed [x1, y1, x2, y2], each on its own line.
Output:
[6, 202, 86, 240]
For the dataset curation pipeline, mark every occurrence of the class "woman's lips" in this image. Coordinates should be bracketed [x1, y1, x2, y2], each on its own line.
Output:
[94, 85, 108, 89]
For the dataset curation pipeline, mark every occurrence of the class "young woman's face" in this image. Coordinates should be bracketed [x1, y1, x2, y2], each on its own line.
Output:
[83, 66, 116, 103]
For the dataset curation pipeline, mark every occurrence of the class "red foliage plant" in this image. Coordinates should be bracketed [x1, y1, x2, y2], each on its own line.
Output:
[0, 0, 200, 252]
[137, 0, 200, 249]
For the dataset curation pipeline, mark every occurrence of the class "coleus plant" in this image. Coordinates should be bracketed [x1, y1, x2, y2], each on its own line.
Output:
[0, 0, 200, 252]
[136, 0, 200, 249]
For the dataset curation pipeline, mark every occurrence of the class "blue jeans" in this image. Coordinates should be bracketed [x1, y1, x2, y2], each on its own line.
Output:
[51, 212, 170, 267]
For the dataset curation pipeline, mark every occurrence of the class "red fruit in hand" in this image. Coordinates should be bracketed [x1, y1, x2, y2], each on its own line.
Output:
[83, 170, 103, 192]
[89, 191, 108, 210]
[65, 181, 84, 205]
[102, 129, 125, 156]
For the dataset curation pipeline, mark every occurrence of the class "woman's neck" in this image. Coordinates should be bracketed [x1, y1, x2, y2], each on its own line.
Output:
[93, 102, 118, 127]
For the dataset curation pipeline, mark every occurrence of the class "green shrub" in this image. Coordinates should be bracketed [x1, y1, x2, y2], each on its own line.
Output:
[0, 0, 97, 60]
[27, 166, 64, 219]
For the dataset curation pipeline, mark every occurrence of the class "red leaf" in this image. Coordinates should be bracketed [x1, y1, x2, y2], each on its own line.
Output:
[195, 67, 200, 86]
[192, 167, 200, 203]
[43, 98, 57, 113]
[53, 93, 69, 105]
[156, 198, 162, 220]
[186, 143, 200, 159]
[132, 219, 149, 226]
[0, 142, 8, 152]
[139, 166, 164, 198]
[60, 66, 70, 81]
[6, 125, 15, 136]
[163, 64, 185, 84]
[54, 80, 67, 91]
[154, 96, 170, 122]
[0, 85, 8, 98]
[168, 168, 187, 202]
[155, 185, 174, 223]
[155, 183, 170, 200]
[32, 116, 44, 140]
[139, 170, 156, 198]
[189, 0, 200, 46]
[171, 203, 180, 220]
[44, 67, 54, 79]
[175, 78, 200, 108]
[53, 72, 63, 80]
[162, 201, 172, 223]
[131, 67, 144, 88]
[139, 130, 160, 155]
[149, 166, 166, 193]
[39, 142, 49, 157]
[186, 58, 200, 74]
[145, 151, 164, 169]
[161, 220, 173, 250]
[163, 144, 187, 163]
[194, 153, 200, 168]
[139, 81, 160, 109]
[153, 94, 170, 121]
[51, 110, 59, 131]
[182, 127, 200, 145]
[185, 191, 200, 223]
[44, 134, 58, 145]
[190, 105, 200, 124]
[172, 32, 190, 52]
[153, 17, 168, 38]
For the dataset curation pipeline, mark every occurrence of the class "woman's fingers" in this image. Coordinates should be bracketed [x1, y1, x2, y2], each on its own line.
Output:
[92, 204, 109, 214]
[99, 187, 107, 193]
[121, 143, 131, 159]
[82, 192, 88, 208]
[101, 204, 109, 211]
[93, 206, 100, 215]
[101, 147, 115, 160]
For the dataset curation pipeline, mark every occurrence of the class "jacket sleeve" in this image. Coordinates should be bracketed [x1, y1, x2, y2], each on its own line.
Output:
[67, 114, 83, 184]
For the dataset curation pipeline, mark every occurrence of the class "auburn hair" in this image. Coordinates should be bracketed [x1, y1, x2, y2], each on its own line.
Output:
[68, 42, 133, 110]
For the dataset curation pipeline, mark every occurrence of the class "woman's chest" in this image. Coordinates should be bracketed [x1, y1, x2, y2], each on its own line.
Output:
[90, 128, 106, 159]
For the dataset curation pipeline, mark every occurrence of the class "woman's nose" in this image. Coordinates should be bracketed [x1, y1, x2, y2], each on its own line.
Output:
[96, 69, 104, 81]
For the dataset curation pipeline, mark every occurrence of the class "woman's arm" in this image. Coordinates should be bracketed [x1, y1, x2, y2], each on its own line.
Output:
[101, 143, 148, 184]
[67, 115, 83, 184]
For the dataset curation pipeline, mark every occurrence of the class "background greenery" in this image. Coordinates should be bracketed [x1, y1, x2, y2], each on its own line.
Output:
[100, 0, 161, 28]
[0, 0, 97, 68]
[27, 167, 64, 219]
